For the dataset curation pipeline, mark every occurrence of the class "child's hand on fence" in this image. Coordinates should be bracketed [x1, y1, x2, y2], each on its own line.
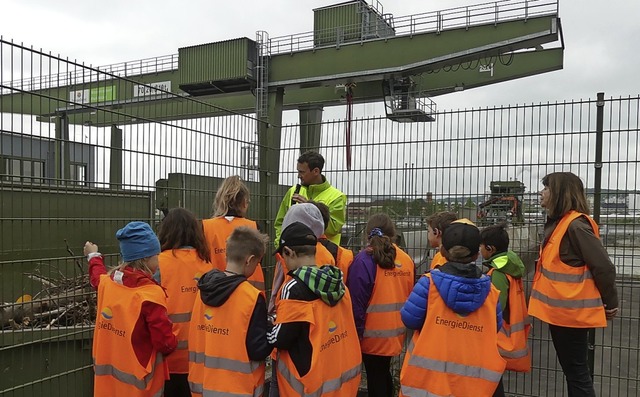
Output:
[83, 241, 99, 257]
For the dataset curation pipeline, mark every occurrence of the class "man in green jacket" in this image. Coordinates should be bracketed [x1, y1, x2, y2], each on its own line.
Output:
[274, 151, 346, 246]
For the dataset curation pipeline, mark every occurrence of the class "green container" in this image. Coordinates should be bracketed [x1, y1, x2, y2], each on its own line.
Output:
[313, 0, 395, 47]
[178, 38, 257, 95]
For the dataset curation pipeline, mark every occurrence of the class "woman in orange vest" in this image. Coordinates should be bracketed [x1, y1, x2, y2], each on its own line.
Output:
[479, 223, 530, 397]
[188, 226, 272, 396]
[346, 213, 414, 397]
[156, 208, 212, 396]
[84, 222, 177, 397]
[529, 172, 619, 396]
[202, 175, 265, 292]
[400, 219, 505, 396]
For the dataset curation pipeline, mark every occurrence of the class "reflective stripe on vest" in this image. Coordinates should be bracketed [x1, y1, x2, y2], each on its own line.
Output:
[499, 318, 528, 337]
[94, 352, 163, 390]
[189, 381, 263, 397]
[363, 327, 406, 338]
[366, 302, 404, 313]
[401, 384, 450, 397]
[188, 351, 260, 374]
[277, 358, 361, 397]
[408, 354, 503, 383]
[541, 266, 593, 283]
[530, 289, 603, 309]
[169, 312, 192, 323]
[499, 346, 530, 359]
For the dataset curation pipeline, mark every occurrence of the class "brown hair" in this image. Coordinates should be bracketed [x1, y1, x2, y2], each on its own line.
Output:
[213, 176, 250, 217]
[365, 213, 397, 270]
[441, 246, 477, 264]
[309, 201, 330, 232]
[426, 211, 458, 234]
[298, 151, 325, 172]
[542, 172, 590, 218]
[158, 208, 211, 262]
[226, 226, 269, 264]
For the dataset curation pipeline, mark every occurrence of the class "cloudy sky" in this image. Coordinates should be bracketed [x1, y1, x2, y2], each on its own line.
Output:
[3, 0, 640, 110]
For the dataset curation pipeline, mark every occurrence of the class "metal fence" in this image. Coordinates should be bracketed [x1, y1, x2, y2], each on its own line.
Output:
[1, 37, 639, 396]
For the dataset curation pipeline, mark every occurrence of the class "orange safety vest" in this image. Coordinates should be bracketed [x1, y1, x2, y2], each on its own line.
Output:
[270, 245, 339, 362]
[188, 281, 265, 396]
[275, 290, 362, 397]
[529, 211, 607, 328]
[361, 245, 414, 356]
[202, 216, 266, 293]
[337, 246, 354, 281]
[488, 269, 531, 372]
[158, 249, 212, 374]
[400, 273, 506, 397]
[93, 275, 168, 397]
[318, 236, 354, 280]
[429, 251, 447, 270]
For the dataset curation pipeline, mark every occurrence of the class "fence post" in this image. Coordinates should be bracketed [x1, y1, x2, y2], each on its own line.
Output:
[588, 91, 605, 377]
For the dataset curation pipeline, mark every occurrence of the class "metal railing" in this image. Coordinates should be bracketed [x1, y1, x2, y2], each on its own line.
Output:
[268, 0, 559, 54]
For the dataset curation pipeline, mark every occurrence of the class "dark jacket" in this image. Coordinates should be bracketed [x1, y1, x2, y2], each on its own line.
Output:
[401, 261, 503, 332]
[197, 270, 272, 361]
[267, 265, 345, 377]
[543, 215, 618, 309]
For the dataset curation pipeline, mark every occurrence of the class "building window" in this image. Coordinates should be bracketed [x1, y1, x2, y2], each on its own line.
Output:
[70, 163, 87, 186]
[1, 157, 45, 184]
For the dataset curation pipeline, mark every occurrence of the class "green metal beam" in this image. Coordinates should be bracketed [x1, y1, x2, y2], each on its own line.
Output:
[0, 16, 562, 126]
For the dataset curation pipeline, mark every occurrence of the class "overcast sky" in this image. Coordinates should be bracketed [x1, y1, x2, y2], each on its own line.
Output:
[3, 0, 640, 111]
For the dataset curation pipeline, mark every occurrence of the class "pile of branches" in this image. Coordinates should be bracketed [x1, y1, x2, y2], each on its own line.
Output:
[0, 247, 97, 331]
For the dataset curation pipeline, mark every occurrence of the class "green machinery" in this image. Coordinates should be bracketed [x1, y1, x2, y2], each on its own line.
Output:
[477, 180, 527, 225]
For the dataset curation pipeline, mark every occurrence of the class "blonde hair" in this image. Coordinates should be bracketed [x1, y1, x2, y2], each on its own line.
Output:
[109, 258, 154, 276]
[542, 172, 590, 218]
[213, 176, 250, 217]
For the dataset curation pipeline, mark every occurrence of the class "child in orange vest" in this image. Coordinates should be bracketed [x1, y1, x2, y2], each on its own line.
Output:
[400, 219, 505, 397]
[479, 223, 530, 397]
[202, 175, 265, 292]
[426, 211, 458, 270]
[188, 226, 272, 396]
[346, 213, 415, 397]
[310, 201, 354, 279]
[268, 222, 362, 397]
[85, 221, 177, 397]
[155, 208, 212, 396]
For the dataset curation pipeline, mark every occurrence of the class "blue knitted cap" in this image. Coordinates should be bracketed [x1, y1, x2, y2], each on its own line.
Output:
[116, 221, 161, 262]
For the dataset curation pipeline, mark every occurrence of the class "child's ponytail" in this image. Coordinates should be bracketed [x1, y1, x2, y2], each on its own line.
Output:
[365, 214, 397, 270]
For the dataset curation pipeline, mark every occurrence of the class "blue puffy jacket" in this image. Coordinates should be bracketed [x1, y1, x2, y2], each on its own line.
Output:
[401, 264, 503, 332]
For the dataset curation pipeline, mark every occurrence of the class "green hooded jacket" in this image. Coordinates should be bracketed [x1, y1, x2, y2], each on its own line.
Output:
[483, 250, 525, 312]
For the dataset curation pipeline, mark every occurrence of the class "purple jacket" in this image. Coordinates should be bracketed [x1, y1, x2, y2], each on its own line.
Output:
[345, 249, 378, 339]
